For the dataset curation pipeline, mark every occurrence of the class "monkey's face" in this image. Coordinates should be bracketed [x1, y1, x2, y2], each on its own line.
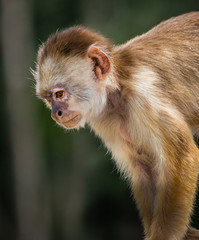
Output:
[35, 42, 117, 130]
[46, 86, 83, 129]
[35, 54, 113, 129]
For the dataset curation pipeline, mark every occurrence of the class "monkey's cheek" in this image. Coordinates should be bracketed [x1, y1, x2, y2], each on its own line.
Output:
[62, 113, 82, 129]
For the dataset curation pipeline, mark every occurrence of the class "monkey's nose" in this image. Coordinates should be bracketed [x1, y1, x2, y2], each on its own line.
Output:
[57, 110, 63, 117]
[51, 109, 63, 122]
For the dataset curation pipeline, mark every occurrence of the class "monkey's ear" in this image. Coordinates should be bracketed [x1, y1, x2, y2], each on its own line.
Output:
[87, 46, 111, 81]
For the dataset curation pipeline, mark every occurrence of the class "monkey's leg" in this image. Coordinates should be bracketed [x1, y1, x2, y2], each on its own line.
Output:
[184, 226, 199, 240]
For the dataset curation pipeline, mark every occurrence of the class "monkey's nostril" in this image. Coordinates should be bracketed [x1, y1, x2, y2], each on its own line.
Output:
[58, 110, 62, 117]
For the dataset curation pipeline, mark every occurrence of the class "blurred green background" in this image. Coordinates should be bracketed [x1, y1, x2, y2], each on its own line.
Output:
[1, 1, 199, 240]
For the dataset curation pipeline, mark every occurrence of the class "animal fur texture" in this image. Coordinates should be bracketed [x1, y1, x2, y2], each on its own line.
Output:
[35, 12, 199, 240]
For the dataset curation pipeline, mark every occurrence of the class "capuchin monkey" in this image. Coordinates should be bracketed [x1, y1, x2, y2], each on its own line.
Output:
[34, 12, 199, 240]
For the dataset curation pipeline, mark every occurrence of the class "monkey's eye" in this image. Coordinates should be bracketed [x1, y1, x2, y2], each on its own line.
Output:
[55, 90, 64, 99]
[51, 88, 66, 101]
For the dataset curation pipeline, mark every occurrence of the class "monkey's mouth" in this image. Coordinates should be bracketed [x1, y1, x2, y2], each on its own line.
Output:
[62, 113, 82, 129]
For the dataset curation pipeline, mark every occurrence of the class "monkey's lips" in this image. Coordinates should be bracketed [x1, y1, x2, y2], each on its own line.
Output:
[61, 112, 82, 129]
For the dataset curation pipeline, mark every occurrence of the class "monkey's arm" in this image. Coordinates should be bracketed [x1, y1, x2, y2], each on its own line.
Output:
[131, 108, 199, 240]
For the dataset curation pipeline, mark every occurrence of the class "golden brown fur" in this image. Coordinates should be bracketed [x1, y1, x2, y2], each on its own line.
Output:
[35, 12, 199, 240]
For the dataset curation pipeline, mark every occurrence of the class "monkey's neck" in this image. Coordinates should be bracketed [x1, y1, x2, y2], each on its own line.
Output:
[89, 87, 129, 142]
[88, 88, 134, 177]
[107, 89, 123, 113]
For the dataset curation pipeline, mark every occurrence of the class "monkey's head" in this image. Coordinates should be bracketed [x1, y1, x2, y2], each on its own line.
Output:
[34, 26, 118, 129]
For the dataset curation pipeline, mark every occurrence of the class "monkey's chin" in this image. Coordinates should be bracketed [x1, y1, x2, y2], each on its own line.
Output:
[61, 113, 82, 129]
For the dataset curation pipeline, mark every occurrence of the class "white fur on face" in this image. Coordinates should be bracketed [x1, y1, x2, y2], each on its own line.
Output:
[36, 56, 116, 127]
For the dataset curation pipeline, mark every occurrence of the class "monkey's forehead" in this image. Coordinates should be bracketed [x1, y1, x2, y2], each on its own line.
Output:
[35, 55, 94, 97]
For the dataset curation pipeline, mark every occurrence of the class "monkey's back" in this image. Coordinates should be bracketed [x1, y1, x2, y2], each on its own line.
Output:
[126, 12, 199, 130]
